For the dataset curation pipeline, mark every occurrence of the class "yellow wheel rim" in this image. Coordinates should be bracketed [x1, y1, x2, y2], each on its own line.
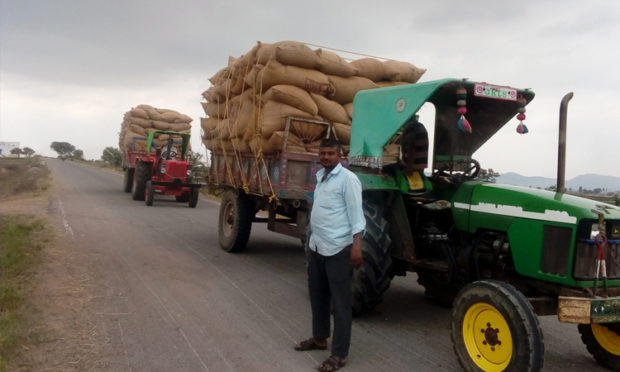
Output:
[592, 324, 620, 356]
[462, 302, 513, 371]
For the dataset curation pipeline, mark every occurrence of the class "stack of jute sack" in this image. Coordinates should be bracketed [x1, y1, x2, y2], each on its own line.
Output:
[201, 41, 425, 155]
[119, 104, 193, 152]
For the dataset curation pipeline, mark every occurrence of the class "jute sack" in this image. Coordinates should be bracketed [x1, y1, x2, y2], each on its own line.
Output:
[260, 101, 319, 139]
[128, 117, 151, 128]
[262, 85, 318, 115]
[230, 137, 251, 153]
[376, 81, 411, 88]
[145, 108, 165, 121]
[174, 114, 193, 124]
[216, 118, 232, 140]
[384, 60, 426, 83]
[231, 43, 259, 74]
[350, 58, 396, 82]
[252, 60, 331, 95]
[202, 85, 227, 103]
[383, 144, 400, 164]
[161, 111, 181, 123]
[152, 120, 171, 131]
[209, 66, 232, 85]
[255, 41, 321, 69]
[168, 122, 192, 132]
[253, 131, 306, 154]
[327, 75, 378, 104]
[130, 107, 149, 119]
[315, 49, 358, 77]
[122, 130, 148, 150]
[311, 93, 351, 124]
[136, 104, 155, 111]
[202, 101, 229, 119]
[201, 118, 219, 140]
[333, 123, 352, 145]
[289, 116, 328, 143]
[230, 98, 258, 138]
[130, 124, 148, 136]
[343, 102, 354, 119]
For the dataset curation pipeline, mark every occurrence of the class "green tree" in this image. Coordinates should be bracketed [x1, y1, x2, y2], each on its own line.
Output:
[101, 147, 121, 166]
[50, 141, 76, 157]
[10, 147, 23, 158]
[22, 147, 35, 157]
[72, 149, 84, 160]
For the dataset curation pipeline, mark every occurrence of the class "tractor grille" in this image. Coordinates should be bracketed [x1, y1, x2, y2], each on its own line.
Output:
[574, 241, 620, 280]
[541, 225, 571, 276]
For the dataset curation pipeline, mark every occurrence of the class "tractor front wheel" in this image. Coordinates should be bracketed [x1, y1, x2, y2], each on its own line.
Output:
[123, 168, 134, 193]
[188, 187, 199, 208]
[145, 180, 154, 206]
[132, 162, 149, 201]
[451, 280, 544, 372]
[218, 189, 253, 252]
[578, 323, 620, 370]
[352, 191, 393, 316]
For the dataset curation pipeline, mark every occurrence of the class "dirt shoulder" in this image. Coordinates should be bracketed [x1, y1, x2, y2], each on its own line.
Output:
[0, 172, 105, 370]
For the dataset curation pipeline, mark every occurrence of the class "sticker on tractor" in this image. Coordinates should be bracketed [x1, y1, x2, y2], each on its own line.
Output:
[474, 83, 518, 101]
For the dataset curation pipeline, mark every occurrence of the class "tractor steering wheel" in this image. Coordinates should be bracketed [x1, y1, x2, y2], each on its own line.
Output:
[432, 159, 481, 183]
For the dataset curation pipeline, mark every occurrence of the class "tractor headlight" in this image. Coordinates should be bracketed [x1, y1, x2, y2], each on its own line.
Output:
[160, 164, 166, 174]
[187, 169, 192, 176]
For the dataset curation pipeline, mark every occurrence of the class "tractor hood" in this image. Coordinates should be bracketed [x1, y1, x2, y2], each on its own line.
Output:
[453, 182, 620, 233]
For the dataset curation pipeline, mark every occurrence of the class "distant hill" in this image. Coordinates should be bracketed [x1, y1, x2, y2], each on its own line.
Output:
[496, 172, 620, 192]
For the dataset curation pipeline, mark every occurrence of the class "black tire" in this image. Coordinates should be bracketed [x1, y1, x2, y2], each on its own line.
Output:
[451, 280, 544, 372]
[176, 192, 190, 202]
[188, 187, 199, 208]
[123, 168, 134, 193]
[352, 191, 393, 316]
[578, 323, 620, 370]
[132, 162, 149, 201]
[218, 189, 253, 252]
[145, 180, 154, 206]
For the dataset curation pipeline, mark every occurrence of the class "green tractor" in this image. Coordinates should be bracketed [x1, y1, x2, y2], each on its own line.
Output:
[348, 78, 620, 371]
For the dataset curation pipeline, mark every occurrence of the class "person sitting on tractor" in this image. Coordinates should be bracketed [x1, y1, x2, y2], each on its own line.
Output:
[383, 116, 433, 200]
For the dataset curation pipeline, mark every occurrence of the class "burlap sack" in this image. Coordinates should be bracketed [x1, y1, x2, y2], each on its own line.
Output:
[230, 98, 258, 138]
[230, 137, 251, 153]
[129, 117, 151, 128]
[350, 58, 396, 82]
[201, 118, 219, 140]
[327, 75, 378, 104]
[260, 101, 319, 139]
[254, 131, 306, 154]
[161, 111, 181, 123]
[174, 114, 193, 124]
[262, 85, 318, 115]
[217, 118, 232, 140]
[333, 122, 352, 145]
[343, 102, 354, 119]
[209, 66, 232, 85]
[130, 107, 149, 119]
[289, 117, 328, 143]
[136, 104, 155, 111]
[310, 93, 351, 124]
[315, 49, 358, 77]
[252, 60, 331, 95]
[202, 101, 229, 118]
[130, 124, 148, 136]
[383, 144, 400, 164]
[202, 86, 227, 103]
[384, 60, 426, 83]
[376, 81, 411, 88]
[145, 108, 165, 121]
[152, 120, 171, 131]
[168, 122, 192, 132]
[256, 41, 321, 69]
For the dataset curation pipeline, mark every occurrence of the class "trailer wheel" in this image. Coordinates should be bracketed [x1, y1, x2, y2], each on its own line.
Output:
[188, 187, 199, 208]
[145, 181, 154, 206]
[218, 189, 252, 252]
[451, 280, 544, 372]
[176, 192, 189, 202]
[578, 323, 620, 370]
[132, 162, 149, 201]
[124, 168, 134, 193]
[352, 191, 393, 316]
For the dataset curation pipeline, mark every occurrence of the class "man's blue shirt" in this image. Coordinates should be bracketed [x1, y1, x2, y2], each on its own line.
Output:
[309, 163, 365, 256]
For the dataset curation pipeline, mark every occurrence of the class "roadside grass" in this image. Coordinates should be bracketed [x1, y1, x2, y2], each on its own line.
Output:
[0, 157, 50, 199]
[0, 215, 49, 371]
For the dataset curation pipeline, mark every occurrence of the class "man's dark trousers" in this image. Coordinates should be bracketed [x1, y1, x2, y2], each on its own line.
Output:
[307, 245, 352, 358]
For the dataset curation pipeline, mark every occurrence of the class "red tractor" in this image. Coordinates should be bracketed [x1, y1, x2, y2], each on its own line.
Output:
[130, 131, 201, 208]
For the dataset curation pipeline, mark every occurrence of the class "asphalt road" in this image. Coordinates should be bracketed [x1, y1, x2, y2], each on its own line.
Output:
[45, 158, 607, 372]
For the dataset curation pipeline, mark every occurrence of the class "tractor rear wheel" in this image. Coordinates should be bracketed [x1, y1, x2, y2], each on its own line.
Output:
[145, 180, 154, 206]
[352, 191, 393, 316]
[188, 187, 199, 208]
[218, 189, 253, 252]
[123, 168, 134, 193]
[132, 162, 149, 201]
[578, 323, 620, 370]
[451, 280, 544, 372]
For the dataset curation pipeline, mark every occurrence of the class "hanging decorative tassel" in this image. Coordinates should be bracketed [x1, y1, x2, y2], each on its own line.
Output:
[516, 96, 529, 134]
[456, 87, 472, 133]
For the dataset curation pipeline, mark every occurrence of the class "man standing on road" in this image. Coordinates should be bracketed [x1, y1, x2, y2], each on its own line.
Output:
[294, 138, 365, 372]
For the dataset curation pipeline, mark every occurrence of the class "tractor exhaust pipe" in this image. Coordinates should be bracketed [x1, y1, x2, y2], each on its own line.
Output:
[557, 92, 574, 193]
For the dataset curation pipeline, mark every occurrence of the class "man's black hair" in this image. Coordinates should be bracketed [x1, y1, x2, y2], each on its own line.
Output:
[319, 137, 341, 151]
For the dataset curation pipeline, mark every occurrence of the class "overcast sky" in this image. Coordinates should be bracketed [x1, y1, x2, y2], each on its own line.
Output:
[1, 0, 618, 178]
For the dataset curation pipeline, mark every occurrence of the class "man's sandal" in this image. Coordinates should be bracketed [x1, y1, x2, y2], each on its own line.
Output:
[318, 355, 347, 372]
[294, 338, 327, 351]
